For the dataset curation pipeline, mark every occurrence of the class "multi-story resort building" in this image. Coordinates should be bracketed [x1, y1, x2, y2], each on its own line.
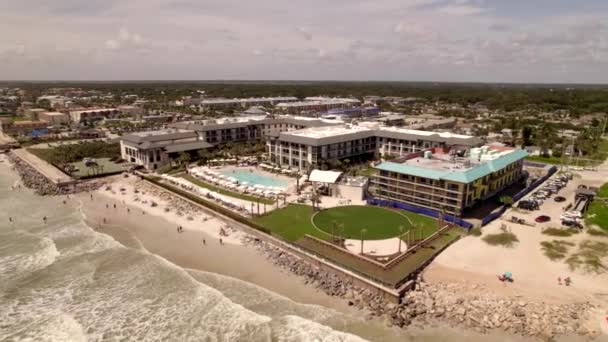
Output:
[368, 146, 528, 216]
[266, 123, 482, 170]
[170, 115, 342, 146]
[121, 115, 343, 170]
[120, 129, 212, 170]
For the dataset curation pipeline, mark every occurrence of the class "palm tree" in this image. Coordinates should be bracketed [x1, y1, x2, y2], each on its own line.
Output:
[360, 228, 367, 254]
[178, 152, 190, 166]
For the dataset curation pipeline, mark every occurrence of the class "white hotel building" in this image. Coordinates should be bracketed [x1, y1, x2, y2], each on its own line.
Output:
[266, 123, 482, 170]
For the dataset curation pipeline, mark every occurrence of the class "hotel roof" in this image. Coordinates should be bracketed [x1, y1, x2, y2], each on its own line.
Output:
[375, 148, 528, 183]
[121, 129, 197, 144]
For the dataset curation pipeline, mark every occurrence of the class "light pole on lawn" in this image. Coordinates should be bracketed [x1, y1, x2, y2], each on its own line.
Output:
[398, 225, 404, 253]
[360, 228, 367, 254]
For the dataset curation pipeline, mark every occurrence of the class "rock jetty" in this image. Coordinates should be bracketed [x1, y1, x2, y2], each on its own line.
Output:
[244, 236, 597, 339]
[8, 153, 103, 195]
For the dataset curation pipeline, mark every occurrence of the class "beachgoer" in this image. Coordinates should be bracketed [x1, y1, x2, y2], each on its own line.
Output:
[103, 218, 106, 224]
[63, 200, 66, 205]
[90, 194, 93, 200]
[9, 217, 12, 222]
[558, 277, 562, 285]
[106, 204, 109, 209]
[219, 238, 223, 245]
[113, 204, 116, 209]
[43, 216, 47, 223]
[203, 239, 206, 245]
[127, 208, 130, 213]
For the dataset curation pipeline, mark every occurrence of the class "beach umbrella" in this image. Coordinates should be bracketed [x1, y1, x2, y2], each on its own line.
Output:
[241, 181, 249, 186]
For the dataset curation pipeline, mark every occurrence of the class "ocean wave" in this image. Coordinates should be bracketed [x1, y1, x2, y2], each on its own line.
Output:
[0, 230, 59, 289]
[270, 315, 367, 342]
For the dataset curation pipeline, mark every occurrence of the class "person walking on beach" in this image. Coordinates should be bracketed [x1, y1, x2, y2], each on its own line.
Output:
[43, 216, 47, 223]
[127, 208, 130, 213]
[8, 217, 12, 223]
[219, 238, 223, 245]
[203, 239, 206, 245]
[103, 218, 106, 224]
[106, 204, 109, 209]
[90, 193, 93, 200]
[113, 203, 116, 209]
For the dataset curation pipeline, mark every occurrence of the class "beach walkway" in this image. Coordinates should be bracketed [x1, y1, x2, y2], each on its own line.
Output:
[11, 148, 74, 185]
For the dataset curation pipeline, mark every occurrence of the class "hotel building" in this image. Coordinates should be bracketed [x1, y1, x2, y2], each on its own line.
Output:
[266, 123, 482, 171]
[120, 129, 212, 170]
[368, 146, 528, 216]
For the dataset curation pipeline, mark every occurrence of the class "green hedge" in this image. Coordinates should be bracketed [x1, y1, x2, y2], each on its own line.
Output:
[144, 176, 271, 235]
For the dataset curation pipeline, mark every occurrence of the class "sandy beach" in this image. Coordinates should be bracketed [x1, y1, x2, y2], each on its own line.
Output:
[423, 167, 608, 337]
[77, 175, 354, 313]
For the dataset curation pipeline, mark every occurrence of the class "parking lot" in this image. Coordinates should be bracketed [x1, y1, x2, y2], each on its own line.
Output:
[511, 172, 584, 229]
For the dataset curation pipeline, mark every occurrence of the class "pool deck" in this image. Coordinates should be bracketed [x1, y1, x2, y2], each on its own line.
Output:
[214, 165, 296, 191]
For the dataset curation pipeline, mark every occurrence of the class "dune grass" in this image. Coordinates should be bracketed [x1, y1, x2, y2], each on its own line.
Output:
[587, 228, 608, 237]
[542, 227, 579, 237]
[482, 232, 519, 247]
[540, 240, 576, 260]
[566, 240, 608, 273]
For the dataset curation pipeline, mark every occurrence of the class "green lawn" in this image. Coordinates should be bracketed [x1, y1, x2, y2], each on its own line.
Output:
[254, 204, 438, 242]
[585, 183, 608, 232]
[312, 205, 436, 240]
[181, 174, 274, 205]
[253, 204, 323, 241]
[525, 155, 563, 165]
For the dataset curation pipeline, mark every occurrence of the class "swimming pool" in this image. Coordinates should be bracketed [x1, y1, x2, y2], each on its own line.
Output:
[220, 169, 289, 188]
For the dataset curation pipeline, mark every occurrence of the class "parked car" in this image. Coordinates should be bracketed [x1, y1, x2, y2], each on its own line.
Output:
[535, 215, 551, 223]
[562, 219, 583, 229]
[554, 196, 566, 202]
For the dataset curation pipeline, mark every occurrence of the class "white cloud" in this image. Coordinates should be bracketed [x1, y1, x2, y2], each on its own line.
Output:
[1, 0, 608, 82]
[119, 27, 130, 41]
[105, 39, 120, 50]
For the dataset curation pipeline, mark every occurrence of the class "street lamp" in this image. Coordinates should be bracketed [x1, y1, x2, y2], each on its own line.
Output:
[360, 228, 367, 254]
[398, 225, 404, 253]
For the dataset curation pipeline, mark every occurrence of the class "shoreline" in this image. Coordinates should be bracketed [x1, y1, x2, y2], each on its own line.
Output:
[76, 178, 355, 313]
[6, 156, 606, 340]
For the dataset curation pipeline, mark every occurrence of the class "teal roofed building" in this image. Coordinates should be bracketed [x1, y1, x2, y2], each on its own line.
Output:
[369, 146, 528, 217]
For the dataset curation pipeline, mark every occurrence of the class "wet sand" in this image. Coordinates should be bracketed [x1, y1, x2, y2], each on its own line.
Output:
[78, 190, 355, 314]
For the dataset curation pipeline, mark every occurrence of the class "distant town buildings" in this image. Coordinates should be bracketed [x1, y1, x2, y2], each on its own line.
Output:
[0, 120, 48, 137]
[38, 112, 69, 126]
[68, 108, 120, 124]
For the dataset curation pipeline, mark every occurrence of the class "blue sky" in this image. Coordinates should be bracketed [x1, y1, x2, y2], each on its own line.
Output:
[1, 0, 608, 83]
